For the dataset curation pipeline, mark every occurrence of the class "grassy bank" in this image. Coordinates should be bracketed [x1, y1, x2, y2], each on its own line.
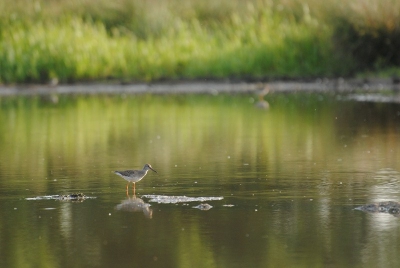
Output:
[0, 0, 399, 84]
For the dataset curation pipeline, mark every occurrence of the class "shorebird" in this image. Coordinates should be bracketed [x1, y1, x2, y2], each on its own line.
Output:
[113, 164, 157, 194]
[255, 85, 270, 109]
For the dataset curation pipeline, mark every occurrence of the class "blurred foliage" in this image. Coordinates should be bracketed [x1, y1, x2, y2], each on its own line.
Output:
[326, 0, 400, 72]
[0, 0, 399, 83]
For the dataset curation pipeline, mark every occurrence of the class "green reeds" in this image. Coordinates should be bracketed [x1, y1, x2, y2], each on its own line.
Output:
[0, 0, 399, 84]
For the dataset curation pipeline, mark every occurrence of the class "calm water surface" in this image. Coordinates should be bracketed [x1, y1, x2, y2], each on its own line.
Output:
[1, 91, 400, 267]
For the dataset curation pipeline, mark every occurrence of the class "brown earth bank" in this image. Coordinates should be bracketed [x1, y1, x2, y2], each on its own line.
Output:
[0, 77, 400, 96]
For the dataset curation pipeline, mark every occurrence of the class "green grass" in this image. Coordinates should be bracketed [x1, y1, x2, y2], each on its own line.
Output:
[0, 0, 399, 84]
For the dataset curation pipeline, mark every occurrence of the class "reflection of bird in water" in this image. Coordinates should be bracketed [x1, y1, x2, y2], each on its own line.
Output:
[113, 164, 157, 195]
[255, 85, 270, 109]
[40, 93, 59, 104]
[115, 194, 153, 219]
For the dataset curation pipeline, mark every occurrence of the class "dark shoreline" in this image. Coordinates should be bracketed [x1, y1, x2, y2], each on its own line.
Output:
[1, 77, 399, 96]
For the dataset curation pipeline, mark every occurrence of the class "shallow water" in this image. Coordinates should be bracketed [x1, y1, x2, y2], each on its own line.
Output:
[1, 92, 400, 267]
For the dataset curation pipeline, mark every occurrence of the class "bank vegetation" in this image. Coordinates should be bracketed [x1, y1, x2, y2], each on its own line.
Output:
[0, 0, 399, 83]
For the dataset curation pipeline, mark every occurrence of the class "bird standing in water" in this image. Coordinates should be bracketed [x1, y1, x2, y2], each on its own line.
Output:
[113, 164, 157, 195]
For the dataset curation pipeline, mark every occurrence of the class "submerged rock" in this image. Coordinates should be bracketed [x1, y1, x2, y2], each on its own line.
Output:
[355, 201, 400, 216]
[193, 203, 213, 210]
[26, 193, 96, 201]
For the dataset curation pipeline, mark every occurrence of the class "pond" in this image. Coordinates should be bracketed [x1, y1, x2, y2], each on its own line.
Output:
[1, 90, 400, 267]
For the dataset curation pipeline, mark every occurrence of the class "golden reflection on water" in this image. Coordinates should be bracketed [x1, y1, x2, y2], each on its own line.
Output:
[1, 93, 400, 267]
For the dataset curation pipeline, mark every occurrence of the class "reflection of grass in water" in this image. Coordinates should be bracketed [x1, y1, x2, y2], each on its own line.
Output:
[7, 93, 398, 193]
[2, 93, 400, 267]
[0, 94, 336, 189]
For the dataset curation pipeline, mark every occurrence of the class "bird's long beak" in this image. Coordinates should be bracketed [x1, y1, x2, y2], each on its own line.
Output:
[150, 167, 157, 173]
